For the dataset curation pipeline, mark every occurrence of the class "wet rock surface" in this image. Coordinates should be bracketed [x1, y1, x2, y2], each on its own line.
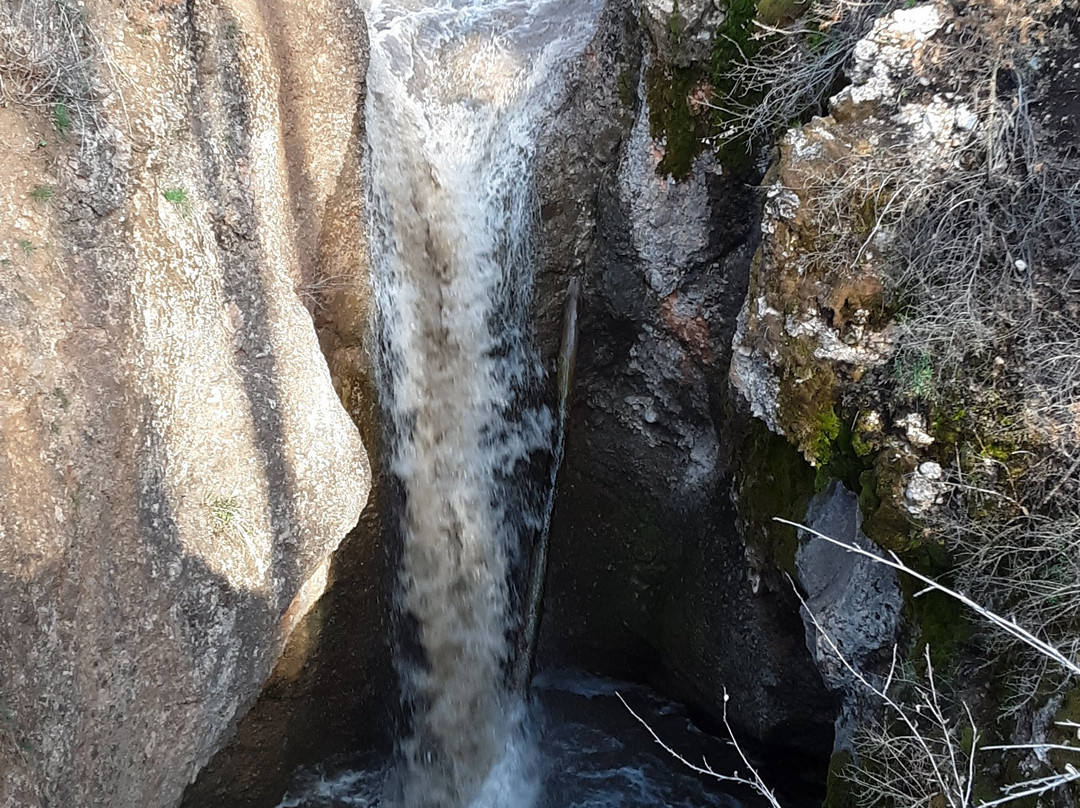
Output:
[533, 3, 835, 768]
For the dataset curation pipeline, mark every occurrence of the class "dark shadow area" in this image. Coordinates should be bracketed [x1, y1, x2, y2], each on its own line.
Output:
[531, 35, 837, 805]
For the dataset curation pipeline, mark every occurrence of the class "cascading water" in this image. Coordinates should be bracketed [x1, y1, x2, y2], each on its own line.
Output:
[276, 8, 761, 800]
[364, 2, 602, 805]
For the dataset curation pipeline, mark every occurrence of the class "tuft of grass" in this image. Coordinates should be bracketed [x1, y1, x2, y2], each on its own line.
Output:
[203, 493, 260, 569]
[893, 350, 935, 402]
[17, 239, 35, 256]
[163, 187, 192, 215]
[29, 184, 54, 201]
[206, 495, 241, 528]
[163, 187, 188, 205]
[53, 101, 72, 134]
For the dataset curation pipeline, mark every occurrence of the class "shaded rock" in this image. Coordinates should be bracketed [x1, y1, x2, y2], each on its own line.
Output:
[532, 4, 835, 774]
[797, 482, 902, 752]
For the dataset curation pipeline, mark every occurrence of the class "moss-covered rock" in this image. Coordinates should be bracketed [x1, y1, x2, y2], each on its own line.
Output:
[734, 418, 817, 578]
[823, 749, 856, 808]
[644, 60, 713, 179]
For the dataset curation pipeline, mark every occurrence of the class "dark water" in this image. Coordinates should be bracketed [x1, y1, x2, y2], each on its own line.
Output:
[275, 671, 759, 808]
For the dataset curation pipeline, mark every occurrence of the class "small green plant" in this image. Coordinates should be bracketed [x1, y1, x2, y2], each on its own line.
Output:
[206, 495, 241, 528]
[163, 187, 193, 216]
[30, 184, 54, 202]
[17, 240, 35, 256]
[225, 21, 240, 39]
[53, 102, 72, 134]
[52, 388, 69, 410]
[894, 350, 934, 401]
[163, 187, 188, 206]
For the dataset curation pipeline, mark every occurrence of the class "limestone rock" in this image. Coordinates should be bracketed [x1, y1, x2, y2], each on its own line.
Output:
[904, 461, 945, 516]
[730, 5, 963, 463]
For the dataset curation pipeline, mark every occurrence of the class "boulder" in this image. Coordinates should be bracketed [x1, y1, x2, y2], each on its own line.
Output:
[0, 1, 372, 805]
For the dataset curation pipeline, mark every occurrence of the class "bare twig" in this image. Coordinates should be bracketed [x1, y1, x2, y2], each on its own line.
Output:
[775, 517, 1080, 677]
[615, 691, 782, 807]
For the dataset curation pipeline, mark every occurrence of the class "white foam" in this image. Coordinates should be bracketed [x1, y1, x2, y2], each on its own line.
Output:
[363, 1, 603, 805]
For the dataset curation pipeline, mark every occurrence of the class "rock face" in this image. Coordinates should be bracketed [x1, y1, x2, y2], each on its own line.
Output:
[0, 1, 371, 806]
[533, 2, 835, 765]
[638, 0, 727, 66]
[729, 4, 947, 465]
[796, 482, 902, 752]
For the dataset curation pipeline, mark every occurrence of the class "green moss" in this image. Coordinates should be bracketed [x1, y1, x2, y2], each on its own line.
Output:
[861, 499, 911, 554]
[980, 440, 1017, 463]
[668, 0, 684, 49]
[851, 430, 873, 458]
[639, 0, 763, 177]
[708, 0, 760, 170]
[930, 405, 967, 451]
[756, 0, 809, 24]
[775, 337, 842, 465]
[857, 469, 880, 514]
[163, 187, 189, 206]
[816, 411, 880, 495]
[824, 749, 856, 808]
[645, 61, 709, 179]
[906, 582, 970, 673]
[813, 407, 842, 464]
[734, 419, 817, 577]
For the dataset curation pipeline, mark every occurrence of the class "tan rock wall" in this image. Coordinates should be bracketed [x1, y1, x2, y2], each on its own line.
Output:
[0, 1, 370, 805]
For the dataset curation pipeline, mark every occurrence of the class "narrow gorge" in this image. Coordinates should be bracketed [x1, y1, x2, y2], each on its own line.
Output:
[3, 0, 1078, 806]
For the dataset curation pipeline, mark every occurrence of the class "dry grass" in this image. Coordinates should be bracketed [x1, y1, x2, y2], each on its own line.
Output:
[720, 0, 1080, 796]
[0, 0, 97, 129]
[784, 521, 1080, 807]
[710, 0, 897, 146]
[729, 0, 1080, 709]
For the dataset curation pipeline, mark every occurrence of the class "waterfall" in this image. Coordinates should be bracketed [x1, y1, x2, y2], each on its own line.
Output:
[363, 2, 601, 806]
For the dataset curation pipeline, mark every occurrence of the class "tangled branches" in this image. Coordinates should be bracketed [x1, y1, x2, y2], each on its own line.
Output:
[0, 0, 97, 126]
[728, 0, 1080, 709]
[710, 0, 896, 147]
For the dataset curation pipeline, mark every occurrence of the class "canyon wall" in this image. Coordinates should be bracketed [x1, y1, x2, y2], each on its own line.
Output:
[0, 1, 372, 805]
